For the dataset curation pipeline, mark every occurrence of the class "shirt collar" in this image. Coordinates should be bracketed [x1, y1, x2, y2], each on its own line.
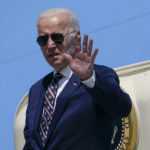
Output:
[54, 66, 72, 79]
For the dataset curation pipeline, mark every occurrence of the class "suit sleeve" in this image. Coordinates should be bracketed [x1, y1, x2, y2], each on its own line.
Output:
[87, 66, 132, 119]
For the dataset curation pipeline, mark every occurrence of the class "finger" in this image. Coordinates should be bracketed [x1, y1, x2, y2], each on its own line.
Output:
[64, 53, 73, 65]
[75, 34, 81, 53]
[91, 48, 99, 61]
[82, 34, 88, 53]
[87, 39, 93, 56]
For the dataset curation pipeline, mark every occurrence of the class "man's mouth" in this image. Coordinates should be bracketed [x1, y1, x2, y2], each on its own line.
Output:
[48, 53, 60, 57]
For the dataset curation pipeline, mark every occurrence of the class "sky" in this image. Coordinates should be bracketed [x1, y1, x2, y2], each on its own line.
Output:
[0, 0, 150, 149]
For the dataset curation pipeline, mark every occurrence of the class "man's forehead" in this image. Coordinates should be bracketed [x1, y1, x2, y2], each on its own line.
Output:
[38, 15, 69, 30]
[39, 13, 69, 23]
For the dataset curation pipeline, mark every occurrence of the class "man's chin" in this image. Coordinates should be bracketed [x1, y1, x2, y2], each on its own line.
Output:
[52, 62, 68, 72]
[49, 62, 63, 70]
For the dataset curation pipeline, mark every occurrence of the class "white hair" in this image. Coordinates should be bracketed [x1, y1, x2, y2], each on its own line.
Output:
[38, 8, 80, 36]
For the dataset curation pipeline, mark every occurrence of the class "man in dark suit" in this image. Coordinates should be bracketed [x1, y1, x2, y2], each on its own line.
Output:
[23, 8, 132, 150]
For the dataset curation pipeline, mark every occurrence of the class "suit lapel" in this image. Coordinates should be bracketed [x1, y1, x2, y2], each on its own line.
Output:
[31, 86, 45, 149]
[34, 72, 53, 128]
[46, 73, 81, 140]
[33, 72, 53, 148]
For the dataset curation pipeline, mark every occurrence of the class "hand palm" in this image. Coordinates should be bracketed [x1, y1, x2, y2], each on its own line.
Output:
[65, 33, 98, 80]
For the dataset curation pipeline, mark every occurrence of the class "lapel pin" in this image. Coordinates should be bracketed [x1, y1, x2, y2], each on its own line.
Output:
[73, 82, 78, 86]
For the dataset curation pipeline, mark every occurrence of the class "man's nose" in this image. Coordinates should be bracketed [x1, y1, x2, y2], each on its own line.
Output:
[46, 37, 56, 55]
[46, 37, 56, 48]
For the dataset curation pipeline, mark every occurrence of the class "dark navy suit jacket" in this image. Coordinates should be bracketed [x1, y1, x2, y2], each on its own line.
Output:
[23, 65, 132, 150]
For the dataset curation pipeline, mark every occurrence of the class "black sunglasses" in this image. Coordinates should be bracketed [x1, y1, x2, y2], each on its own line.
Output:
[37, 30, 76, 46]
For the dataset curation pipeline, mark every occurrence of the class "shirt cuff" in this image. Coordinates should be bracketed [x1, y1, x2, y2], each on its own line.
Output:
[81, 71, 96, 88]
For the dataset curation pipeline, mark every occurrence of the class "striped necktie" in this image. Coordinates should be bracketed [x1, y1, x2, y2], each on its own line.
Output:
[39, 72, 63, 147]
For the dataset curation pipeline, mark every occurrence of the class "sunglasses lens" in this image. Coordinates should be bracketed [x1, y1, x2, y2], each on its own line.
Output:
[51, 33, 64, 44]
[37, 33, 64, 46]
[37, 35, 49, 46]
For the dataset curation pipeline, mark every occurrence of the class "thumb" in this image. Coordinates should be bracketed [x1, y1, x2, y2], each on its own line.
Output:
[64, 53, 73, 65]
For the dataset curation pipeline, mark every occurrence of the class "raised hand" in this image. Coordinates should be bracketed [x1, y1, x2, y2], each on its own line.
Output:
[64, 31, 99, 80]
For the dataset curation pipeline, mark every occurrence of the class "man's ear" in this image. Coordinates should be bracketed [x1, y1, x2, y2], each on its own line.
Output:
[74, 30, 80, 41]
